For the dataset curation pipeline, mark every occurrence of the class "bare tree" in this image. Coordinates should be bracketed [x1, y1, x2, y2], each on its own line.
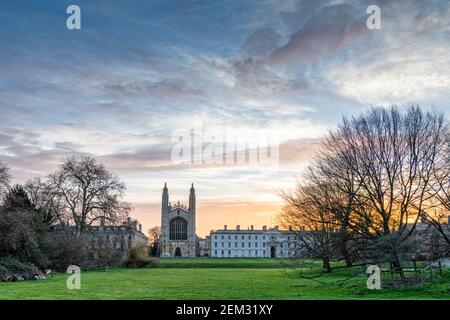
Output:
[322, 107, 447, 277]
[0, 162, 10, 198]
[280, 106, 448, 280]
[279, 176, 341, 273]
[48, 156, 131, 236]
[148, 226, 161, 257]
[423, 133, 450, 246]
[311, 154, 364, 267]
[24, 178, 64, 228]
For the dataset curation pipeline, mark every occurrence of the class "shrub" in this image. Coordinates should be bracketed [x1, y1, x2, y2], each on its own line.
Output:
[0, 186, 53, 270]
[48, 231, 90, 271]
[124, 246, 159, 268]
[0, 257, 40, 281]
[0, 265, 9, 280]
[148, 257, 160, 268]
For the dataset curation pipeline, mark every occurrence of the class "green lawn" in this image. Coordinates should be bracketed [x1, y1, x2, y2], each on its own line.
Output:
[1, 259, 449, 300]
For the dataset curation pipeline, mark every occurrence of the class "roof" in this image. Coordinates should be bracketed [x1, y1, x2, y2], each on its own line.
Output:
[210, 228, 296, 235]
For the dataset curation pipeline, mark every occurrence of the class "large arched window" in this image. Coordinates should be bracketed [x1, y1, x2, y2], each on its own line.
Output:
[169, 217, 187, 240]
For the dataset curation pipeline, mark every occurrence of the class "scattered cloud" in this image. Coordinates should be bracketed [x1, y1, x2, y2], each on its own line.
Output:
[1, 0, 449, 233]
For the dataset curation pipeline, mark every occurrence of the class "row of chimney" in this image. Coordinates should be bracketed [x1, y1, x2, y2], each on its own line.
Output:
[126, 217, 143, 232]
[100, 216, 142, 232]
[223, 224, 291, 231]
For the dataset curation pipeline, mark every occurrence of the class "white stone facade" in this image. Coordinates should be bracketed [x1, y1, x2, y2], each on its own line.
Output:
[210, 225, 300, 258]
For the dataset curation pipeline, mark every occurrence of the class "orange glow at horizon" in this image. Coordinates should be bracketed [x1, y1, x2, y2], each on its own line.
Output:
[130, 200, 282, 238]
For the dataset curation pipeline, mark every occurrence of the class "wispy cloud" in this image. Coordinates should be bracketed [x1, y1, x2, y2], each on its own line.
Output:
[1, 0, 449, 234]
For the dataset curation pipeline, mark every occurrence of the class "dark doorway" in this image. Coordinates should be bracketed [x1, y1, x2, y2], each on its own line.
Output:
[270, 246, 276, 258]
[174, 247, 182, 257]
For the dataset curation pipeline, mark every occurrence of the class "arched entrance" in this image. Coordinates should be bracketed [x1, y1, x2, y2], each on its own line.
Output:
[270, 246, 276, 258]
[174, 247, 182, 257]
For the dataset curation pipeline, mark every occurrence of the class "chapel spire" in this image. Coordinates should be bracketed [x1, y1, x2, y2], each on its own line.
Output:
[189, 183, 195, 210]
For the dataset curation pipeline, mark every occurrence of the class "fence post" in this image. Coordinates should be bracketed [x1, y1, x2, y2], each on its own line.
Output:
[413, 260, 417, 276]
[430, 262, 433, 282]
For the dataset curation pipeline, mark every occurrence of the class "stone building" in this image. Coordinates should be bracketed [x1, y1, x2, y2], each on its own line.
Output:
[198, 235, 211, 257]
[407, 216, 450, 260]
[157, 185, 303, 258]
[90, 217, 148, 263]
[209, 225, 300, 258]
[160, 183, 196, 257]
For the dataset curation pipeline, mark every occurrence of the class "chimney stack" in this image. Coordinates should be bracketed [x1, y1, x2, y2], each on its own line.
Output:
[236, 225, 240, 231]
[250, 225, 254, 231]
[289, 226, 292, 232]
[139, 224, 142, 232]
[262, 225, 267, 231]
[224, 225, 227, 230]
[274, 225, 279, 230]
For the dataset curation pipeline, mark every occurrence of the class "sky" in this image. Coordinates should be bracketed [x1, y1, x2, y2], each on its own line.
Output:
[0, 0, 449, 236]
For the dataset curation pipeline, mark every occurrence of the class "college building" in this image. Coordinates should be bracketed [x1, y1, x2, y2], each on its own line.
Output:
[159, 184, 300, 258]
[209, 225, 300, 258]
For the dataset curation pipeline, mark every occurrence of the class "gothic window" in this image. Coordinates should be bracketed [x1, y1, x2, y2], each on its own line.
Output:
[169, 217, 187, 240]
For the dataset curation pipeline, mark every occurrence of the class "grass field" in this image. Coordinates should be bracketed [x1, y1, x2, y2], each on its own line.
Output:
[0, 259, 449, 300]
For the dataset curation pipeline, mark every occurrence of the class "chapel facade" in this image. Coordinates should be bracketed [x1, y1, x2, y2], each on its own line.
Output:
[160, 183, 196, 257]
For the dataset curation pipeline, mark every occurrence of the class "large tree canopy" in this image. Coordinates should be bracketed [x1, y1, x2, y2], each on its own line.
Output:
[48, 156, 130, 235]
[279, 106, 449, 277]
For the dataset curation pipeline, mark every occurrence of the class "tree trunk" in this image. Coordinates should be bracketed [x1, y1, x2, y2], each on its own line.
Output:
[392, 259, 405, 281]
[323, 257, 332, 273]
[340, 239, 353, 267]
